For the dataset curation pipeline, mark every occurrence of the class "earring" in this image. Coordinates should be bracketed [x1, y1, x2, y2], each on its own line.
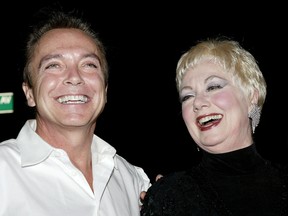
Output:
[248, 104, 261, 133]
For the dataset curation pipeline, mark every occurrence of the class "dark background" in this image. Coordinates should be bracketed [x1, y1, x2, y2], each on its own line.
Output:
[1, 1, 287, 180]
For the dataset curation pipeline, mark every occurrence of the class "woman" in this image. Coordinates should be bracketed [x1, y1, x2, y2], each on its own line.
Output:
[140, 38, 287, 215]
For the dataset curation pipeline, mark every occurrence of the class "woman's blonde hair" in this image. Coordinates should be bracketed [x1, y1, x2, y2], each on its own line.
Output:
[176, 38, 267, 109]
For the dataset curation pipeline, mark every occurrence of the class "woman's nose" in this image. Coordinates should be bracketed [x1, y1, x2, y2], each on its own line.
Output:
[193, 94, 209, 112]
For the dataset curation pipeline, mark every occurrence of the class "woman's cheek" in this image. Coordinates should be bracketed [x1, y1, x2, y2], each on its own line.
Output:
[182, 103, 195, 125]
[212, 91, 237, 110]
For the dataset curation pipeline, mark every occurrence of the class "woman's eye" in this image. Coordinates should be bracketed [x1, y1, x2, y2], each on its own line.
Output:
[207, 84, 222, 91]
[180, 94, 194, 103]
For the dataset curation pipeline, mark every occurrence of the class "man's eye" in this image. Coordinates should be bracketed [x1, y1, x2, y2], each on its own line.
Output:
[85, 63, 98, 68]
[45, 63, 60, 69]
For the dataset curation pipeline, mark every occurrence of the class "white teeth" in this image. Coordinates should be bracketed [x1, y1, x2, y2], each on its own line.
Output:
[57, 95, 88, 104]
[199, 114, 222, 125]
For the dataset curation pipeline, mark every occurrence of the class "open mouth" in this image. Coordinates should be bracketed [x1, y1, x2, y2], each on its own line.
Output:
[57, 95, 88, 104]
[197, 114, 223, 130]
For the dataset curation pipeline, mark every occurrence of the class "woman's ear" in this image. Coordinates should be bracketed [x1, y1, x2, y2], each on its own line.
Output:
[105, 85, 108, 103]
[22, 82, 36, 107]
[249, 89, 259, 111]
[248, 89, 261, 133]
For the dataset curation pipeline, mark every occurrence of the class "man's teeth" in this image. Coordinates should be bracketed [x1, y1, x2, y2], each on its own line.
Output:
[57, 95, 88, 104]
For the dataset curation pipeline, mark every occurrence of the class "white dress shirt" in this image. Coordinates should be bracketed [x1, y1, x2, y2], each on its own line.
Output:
[0, 119, 151, 216]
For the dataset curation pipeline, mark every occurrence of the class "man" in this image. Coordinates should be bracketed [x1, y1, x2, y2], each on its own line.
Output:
[0, 10, 150, 216]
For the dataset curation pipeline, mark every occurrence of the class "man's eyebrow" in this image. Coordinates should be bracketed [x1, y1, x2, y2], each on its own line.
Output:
[39, 54, 63, 69]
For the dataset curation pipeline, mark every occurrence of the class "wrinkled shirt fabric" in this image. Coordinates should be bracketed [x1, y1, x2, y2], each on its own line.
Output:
[0, 119, 151, 216]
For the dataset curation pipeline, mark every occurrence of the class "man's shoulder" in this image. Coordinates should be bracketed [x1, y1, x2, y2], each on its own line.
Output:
[0, 139, 19, 163]
[0, 138, 18, 150]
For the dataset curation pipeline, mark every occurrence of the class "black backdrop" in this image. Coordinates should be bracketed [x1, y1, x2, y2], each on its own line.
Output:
[1, 1, 287, 180]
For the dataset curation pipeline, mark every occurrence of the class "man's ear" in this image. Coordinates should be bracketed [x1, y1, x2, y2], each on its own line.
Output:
[22, 82, 36, 107]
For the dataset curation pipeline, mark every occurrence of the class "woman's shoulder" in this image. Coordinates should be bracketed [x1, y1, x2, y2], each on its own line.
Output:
[147, 169, 199, 194]
[266, 160, 288, 179]
[141, 168, 208, 216]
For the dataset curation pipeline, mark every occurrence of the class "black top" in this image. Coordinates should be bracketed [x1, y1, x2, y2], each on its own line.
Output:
[141, 144, 288, 216]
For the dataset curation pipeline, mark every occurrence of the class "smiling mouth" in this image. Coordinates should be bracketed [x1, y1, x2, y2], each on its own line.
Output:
[198, 114, 222, 126]
[196, 114, 223, 131]
[57, 95, 88, 104]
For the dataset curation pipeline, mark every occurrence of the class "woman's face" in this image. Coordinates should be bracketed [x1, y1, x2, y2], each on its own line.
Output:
[179, 59, 253, 153]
